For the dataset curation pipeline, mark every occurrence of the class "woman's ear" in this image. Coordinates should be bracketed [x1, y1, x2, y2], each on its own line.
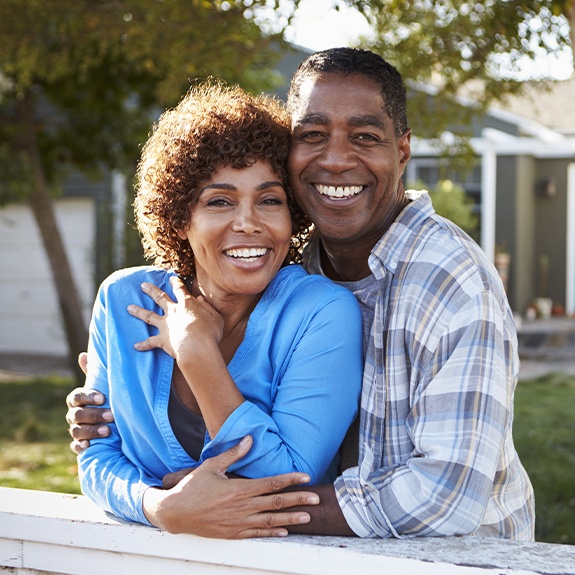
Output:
[175, 224, 189, 240]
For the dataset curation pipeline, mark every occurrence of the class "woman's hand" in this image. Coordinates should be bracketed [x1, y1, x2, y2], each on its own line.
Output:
[128, 277, 242, 437]
[143, 435, 320, 539]
[128, 277, 224, 361]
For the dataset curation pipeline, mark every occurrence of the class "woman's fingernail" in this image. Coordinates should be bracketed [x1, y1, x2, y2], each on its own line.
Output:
[103, 410, 114, 421]
[97, 426, 110, 436]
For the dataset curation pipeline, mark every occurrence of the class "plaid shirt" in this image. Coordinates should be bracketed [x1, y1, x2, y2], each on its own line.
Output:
[303, 191, 535, 540]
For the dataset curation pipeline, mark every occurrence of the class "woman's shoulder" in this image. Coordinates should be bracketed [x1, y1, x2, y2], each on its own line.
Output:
[99, 266, 174, 293]
[271, 265, 359, 307]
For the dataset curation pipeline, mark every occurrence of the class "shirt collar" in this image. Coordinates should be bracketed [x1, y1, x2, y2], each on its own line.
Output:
[304, 190, 433, 280]
[368, 190, 432, 278]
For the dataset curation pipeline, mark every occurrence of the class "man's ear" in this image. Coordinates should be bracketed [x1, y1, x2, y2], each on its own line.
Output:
[398, 128, 412, 168]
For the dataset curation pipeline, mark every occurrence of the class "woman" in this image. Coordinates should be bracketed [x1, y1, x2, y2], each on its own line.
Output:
[77, 81, 363, 530]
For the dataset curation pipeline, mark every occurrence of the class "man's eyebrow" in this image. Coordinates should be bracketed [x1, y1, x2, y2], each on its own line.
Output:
[294, 113, 387, 131]
[348, 115, 387, 130]
[294, 113, 329, 126]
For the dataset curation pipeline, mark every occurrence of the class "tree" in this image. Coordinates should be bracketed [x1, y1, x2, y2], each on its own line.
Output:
[410, 179, 479, 239]
[0, 0, 299, 382]
[340, 0, 573, 145]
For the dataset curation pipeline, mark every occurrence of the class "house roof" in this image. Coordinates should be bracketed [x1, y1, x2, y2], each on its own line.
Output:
[489, 77, 575, 136]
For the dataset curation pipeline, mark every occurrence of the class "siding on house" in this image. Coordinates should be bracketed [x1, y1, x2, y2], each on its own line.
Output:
[0, 198, 95, 355]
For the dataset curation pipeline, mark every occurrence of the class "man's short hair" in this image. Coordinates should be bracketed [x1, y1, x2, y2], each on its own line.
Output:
[287, 47, 408, 137]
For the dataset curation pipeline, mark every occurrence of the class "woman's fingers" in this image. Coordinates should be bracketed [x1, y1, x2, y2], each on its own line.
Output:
[141, 281, 175, 310]
[127, 303, 160, 326]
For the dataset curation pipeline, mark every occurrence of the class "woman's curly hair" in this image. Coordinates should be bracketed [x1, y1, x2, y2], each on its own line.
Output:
[134, 80, 311, 276]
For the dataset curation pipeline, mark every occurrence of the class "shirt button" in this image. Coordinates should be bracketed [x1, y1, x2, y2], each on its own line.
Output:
[390, 260, 397, 269]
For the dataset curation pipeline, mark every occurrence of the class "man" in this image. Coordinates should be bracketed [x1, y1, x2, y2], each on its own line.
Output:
[67, 47, 535, 540]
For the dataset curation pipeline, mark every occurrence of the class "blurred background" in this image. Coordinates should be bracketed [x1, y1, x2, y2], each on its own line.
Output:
[0, 0, 573, 545]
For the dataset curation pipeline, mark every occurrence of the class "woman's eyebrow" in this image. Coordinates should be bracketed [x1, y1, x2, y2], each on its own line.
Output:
[200, 180, 283, 192]
[257, 180, 284, 190]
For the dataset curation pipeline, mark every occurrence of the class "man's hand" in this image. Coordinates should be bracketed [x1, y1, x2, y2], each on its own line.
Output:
[144, 435, 321, 538]
[66, 352, 114, 454]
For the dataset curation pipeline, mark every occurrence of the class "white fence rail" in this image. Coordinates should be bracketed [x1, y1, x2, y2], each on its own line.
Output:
[1, 487, 573, 575]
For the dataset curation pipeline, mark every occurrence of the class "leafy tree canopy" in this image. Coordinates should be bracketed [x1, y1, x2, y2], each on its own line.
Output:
[340, 0, 573, 148]
[0, 0, 299, 196]
[0, 0, 299, 378]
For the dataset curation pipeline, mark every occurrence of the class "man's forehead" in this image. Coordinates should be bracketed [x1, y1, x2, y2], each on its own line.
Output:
[290, 73, 388, 125]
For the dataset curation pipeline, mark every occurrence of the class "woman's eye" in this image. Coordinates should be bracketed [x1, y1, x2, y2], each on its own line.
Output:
[206, 197, 230, 207]
[261, 197, 284, 206]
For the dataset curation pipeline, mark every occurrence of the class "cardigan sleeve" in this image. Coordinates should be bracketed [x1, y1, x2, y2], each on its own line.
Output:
[77, 275, 163, 526]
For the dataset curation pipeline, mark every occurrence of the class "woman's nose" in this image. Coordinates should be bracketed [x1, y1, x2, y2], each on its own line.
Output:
[231, 204, 262, 233]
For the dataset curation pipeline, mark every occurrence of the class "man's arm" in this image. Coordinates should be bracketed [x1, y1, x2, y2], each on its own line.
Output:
[66, 353, 113, 454]
[67, 355, 342, 538]
[162, 468, 356, 537]
[142, 436, 322, 538]
[282, 484, 355, 536]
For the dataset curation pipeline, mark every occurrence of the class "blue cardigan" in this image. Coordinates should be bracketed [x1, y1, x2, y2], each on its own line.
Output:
[78, 264, 363, 525]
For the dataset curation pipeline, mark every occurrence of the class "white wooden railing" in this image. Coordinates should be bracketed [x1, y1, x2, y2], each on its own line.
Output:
[0, 487, 573, 575]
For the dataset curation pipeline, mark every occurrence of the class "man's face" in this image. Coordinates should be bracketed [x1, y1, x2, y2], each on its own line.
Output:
[288, 73, 411, 252]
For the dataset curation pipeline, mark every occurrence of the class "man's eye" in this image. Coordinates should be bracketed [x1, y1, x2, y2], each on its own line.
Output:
[300, 131, 325, 141]
[355, 133, 380, 143]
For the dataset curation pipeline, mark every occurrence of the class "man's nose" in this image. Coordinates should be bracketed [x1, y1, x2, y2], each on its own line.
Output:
[316, 135, 357, 173]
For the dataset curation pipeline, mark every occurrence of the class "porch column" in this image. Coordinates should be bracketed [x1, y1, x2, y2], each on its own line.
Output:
[481, 142, 497, 260]
[567, 162, 575, 316]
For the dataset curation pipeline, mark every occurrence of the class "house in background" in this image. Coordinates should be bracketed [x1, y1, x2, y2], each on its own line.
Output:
[1, 45, 574, 357]
[407, 77, 575, 316]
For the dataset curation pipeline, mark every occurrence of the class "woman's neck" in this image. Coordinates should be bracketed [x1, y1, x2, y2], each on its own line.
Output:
[187, 276, 261, 361]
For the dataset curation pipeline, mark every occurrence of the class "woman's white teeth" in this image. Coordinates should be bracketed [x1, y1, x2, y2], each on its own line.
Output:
[226, 247, 268, 259]
[315, 184, 363, 199]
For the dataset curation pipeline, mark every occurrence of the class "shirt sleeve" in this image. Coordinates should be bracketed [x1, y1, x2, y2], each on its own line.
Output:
[77, 280, 162, 526]
[335, 289, 516, 537]
[199, 289, 364, 484]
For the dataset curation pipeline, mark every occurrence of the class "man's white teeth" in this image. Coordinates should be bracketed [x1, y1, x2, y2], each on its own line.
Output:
[226, 247, 268, 259]
[315, 184, 363, 199]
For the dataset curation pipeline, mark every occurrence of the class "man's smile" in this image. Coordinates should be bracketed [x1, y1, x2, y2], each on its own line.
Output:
[314, 184, 364, 200]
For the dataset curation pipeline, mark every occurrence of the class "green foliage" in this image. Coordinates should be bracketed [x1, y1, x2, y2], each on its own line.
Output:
[339, 0, 573, 147]
[409, 179, 479, 238]
[1, 371, 574, 544]
[0, 377, 80, 494]
[514, 372, 575, 544]
[0, 0, 299, 198]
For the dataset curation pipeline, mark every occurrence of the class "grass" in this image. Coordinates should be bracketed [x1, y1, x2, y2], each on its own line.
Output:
[0, 376, 80, 494]
[513, 372, 575, 545]
[0, 372, 573, 544]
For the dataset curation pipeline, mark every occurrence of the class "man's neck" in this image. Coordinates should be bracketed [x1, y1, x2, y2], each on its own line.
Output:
[318, 195, 410, 282]
[319, 240, 373, 282]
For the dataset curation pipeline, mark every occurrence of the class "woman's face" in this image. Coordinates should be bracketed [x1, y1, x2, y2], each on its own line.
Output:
[178, 160, 292, 300]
